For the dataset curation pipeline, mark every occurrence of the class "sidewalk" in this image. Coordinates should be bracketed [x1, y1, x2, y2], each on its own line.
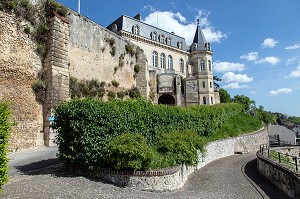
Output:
[8, 146, 59, 176]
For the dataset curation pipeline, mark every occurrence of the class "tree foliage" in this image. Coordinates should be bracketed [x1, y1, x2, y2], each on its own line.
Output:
[219, 88, 231, 103]
[232, 95, 255, 112]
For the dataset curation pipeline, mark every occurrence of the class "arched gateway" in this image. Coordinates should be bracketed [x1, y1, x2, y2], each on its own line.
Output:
[158, 94, 175, 106]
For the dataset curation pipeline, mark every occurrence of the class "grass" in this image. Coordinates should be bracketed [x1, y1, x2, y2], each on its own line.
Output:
[207, 112, 262, 142]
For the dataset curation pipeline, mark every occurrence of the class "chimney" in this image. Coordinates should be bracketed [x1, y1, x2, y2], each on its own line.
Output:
[134, 13, 142, 21]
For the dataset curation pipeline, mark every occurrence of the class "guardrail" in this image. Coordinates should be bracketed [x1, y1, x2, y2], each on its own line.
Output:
[259, 144, 299, 173]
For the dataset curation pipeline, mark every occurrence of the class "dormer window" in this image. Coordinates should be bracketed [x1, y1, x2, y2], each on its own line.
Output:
[160, 35, 165, 43]
[166, 37, 171, 45]
[151, 32, 157, 41]
[192, 43, 197, 51]
[133, 25, 140, 35]
[205, 43, 211, 50]
[177, 41, 182, 49]
[112, 24, 118, 33]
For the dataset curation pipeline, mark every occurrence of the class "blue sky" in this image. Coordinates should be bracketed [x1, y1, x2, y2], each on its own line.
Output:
[57, 0, 300, 116]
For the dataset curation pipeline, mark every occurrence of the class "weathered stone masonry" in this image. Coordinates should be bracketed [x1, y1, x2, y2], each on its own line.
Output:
[43, 13, 70, 146]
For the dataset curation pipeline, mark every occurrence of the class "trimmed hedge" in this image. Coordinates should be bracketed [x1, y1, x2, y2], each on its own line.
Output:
[0, 102, 11, 190]
[54, 99, 243, 170]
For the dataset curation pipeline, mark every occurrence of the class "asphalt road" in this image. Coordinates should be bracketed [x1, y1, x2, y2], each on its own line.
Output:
[2, 147, 291, 199]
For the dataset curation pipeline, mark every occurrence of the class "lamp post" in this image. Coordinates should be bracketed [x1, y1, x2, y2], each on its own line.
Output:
[78, 0, 80, 14]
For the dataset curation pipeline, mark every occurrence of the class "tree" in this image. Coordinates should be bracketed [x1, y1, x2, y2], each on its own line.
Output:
[232, 95, 255, 112]
[213, 76, 222, 89]
[219, 88, 231, 103]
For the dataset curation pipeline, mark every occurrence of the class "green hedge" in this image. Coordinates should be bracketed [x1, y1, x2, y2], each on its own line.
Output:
[54, 99, 243, 170]
[0, 102, 11, 190]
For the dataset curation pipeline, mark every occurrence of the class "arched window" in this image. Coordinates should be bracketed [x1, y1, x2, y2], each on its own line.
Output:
[160, 35, 165, 43]
[161, 53, 166, 71]
[211, 97, 214, 104]
[151, 32, 157, 41]
[168, 55, 173, 71]
[133, 25, 140, 35]
[152, 51, 158, 68]
[112, 24, 118, 33]
[200, 60, 205, 71]
[203, 97, 206, 105]
[179, 59, 184, 73]
[202, 81, 205, 88]
[208, 60, 211, 71]
[210, 82, 212, 88]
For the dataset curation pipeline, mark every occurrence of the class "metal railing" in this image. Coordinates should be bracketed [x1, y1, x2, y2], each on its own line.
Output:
[259, 144, 299, 173]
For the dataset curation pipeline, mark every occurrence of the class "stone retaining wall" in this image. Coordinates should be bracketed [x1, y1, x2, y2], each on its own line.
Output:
[99, 128, 268, 191]
[257, 152, 300, 198]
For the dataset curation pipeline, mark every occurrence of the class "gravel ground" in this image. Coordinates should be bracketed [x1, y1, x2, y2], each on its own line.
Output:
[2, 150, 291, 199]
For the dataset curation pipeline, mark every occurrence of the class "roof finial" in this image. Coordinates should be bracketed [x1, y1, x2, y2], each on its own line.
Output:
[197, 19, 199, 26]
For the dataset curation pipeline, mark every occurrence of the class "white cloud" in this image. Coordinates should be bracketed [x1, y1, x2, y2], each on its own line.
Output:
[213, 61, 245, 72]
[269, 88, 292, 96]
[250, 91, 257, 95]
[222, 72, 253, 83]
[286, 63, 300, 78]
[240, 52, 259, 61]
[223, 83, 249, 89]
[256, 56, 281, 65]
[286, 57, 297, 65]
[285, 44, 300, 50]
[143, 10, 226, 45]
[261, 38, 278, 48]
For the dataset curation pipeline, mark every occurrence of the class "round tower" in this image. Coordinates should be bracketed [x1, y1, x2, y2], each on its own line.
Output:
[189, 20, 216, 105]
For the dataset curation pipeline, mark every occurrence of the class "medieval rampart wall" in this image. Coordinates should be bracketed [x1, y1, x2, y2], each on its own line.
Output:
[0, 11, 44, 151]
[67, 10, 137, 89]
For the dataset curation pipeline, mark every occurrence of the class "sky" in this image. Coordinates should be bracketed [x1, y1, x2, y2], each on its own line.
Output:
[57, 0, 300, 117]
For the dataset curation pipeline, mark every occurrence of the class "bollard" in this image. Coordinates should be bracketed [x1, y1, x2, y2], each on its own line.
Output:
[278, 152, 281, 163]
[295, 157, 298, 172]
[268, 148, 270, 158]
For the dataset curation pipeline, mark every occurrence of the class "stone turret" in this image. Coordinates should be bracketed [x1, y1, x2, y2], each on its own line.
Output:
[187, 20, 216, 105]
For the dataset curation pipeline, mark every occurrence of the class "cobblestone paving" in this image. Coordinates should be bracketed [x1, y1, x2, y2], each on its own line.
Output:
[3, 150, 291, 199]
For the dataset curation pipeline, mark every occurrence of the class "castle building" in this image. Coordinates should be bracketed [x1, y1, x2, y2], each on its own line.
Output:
[107, 14, 220, 106]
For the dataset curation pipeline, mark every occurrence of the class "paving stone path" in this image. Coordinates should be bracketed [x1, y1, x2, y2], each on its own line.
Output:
[2, 147, 291, 199]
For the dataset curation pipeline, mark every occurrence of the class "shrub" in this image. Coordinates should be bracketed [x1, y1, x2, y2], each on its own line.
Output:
[49, 0, 68, 17]
[113, 66, 118, 74]
[111, 80, 119, 87]
[54, 99, 244, 170]
[117, 91, 126, 99]
[110, 46, 116, 56]
[155, 131, 206, 166]
[31, 79, 46, 92]
[24, 25, 30, 34]
[107, 91, 116, 100]
[106, 133, 155, 170]
[0, 102, 11, 191]
[134, 64, 140, 73]
[109, 38, 115, 47]
[128, 87, 141, 99]
[100, 81, 106, 87]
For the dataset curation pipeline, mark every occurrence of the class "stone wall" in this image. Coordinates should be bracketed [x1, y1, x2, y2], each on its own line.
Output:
[67, 10, 138, 89]
[97, 128, 268, 191]
[257, 152, 300, 198]
[0, 11, 43, 151]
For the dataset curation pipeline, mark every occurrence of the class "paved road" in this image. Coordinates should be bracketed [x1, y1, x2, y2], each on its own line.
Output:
[3, 148, 291, 199]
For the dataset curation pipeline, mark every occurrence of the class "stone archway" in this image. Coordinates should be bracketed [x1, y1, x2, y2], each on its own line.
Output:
[158, 94, 175, 106]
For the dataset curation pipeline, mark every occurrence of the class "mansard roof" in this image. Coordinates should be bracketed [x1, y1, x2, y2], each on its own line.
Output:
[107, 14, 187, 51]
